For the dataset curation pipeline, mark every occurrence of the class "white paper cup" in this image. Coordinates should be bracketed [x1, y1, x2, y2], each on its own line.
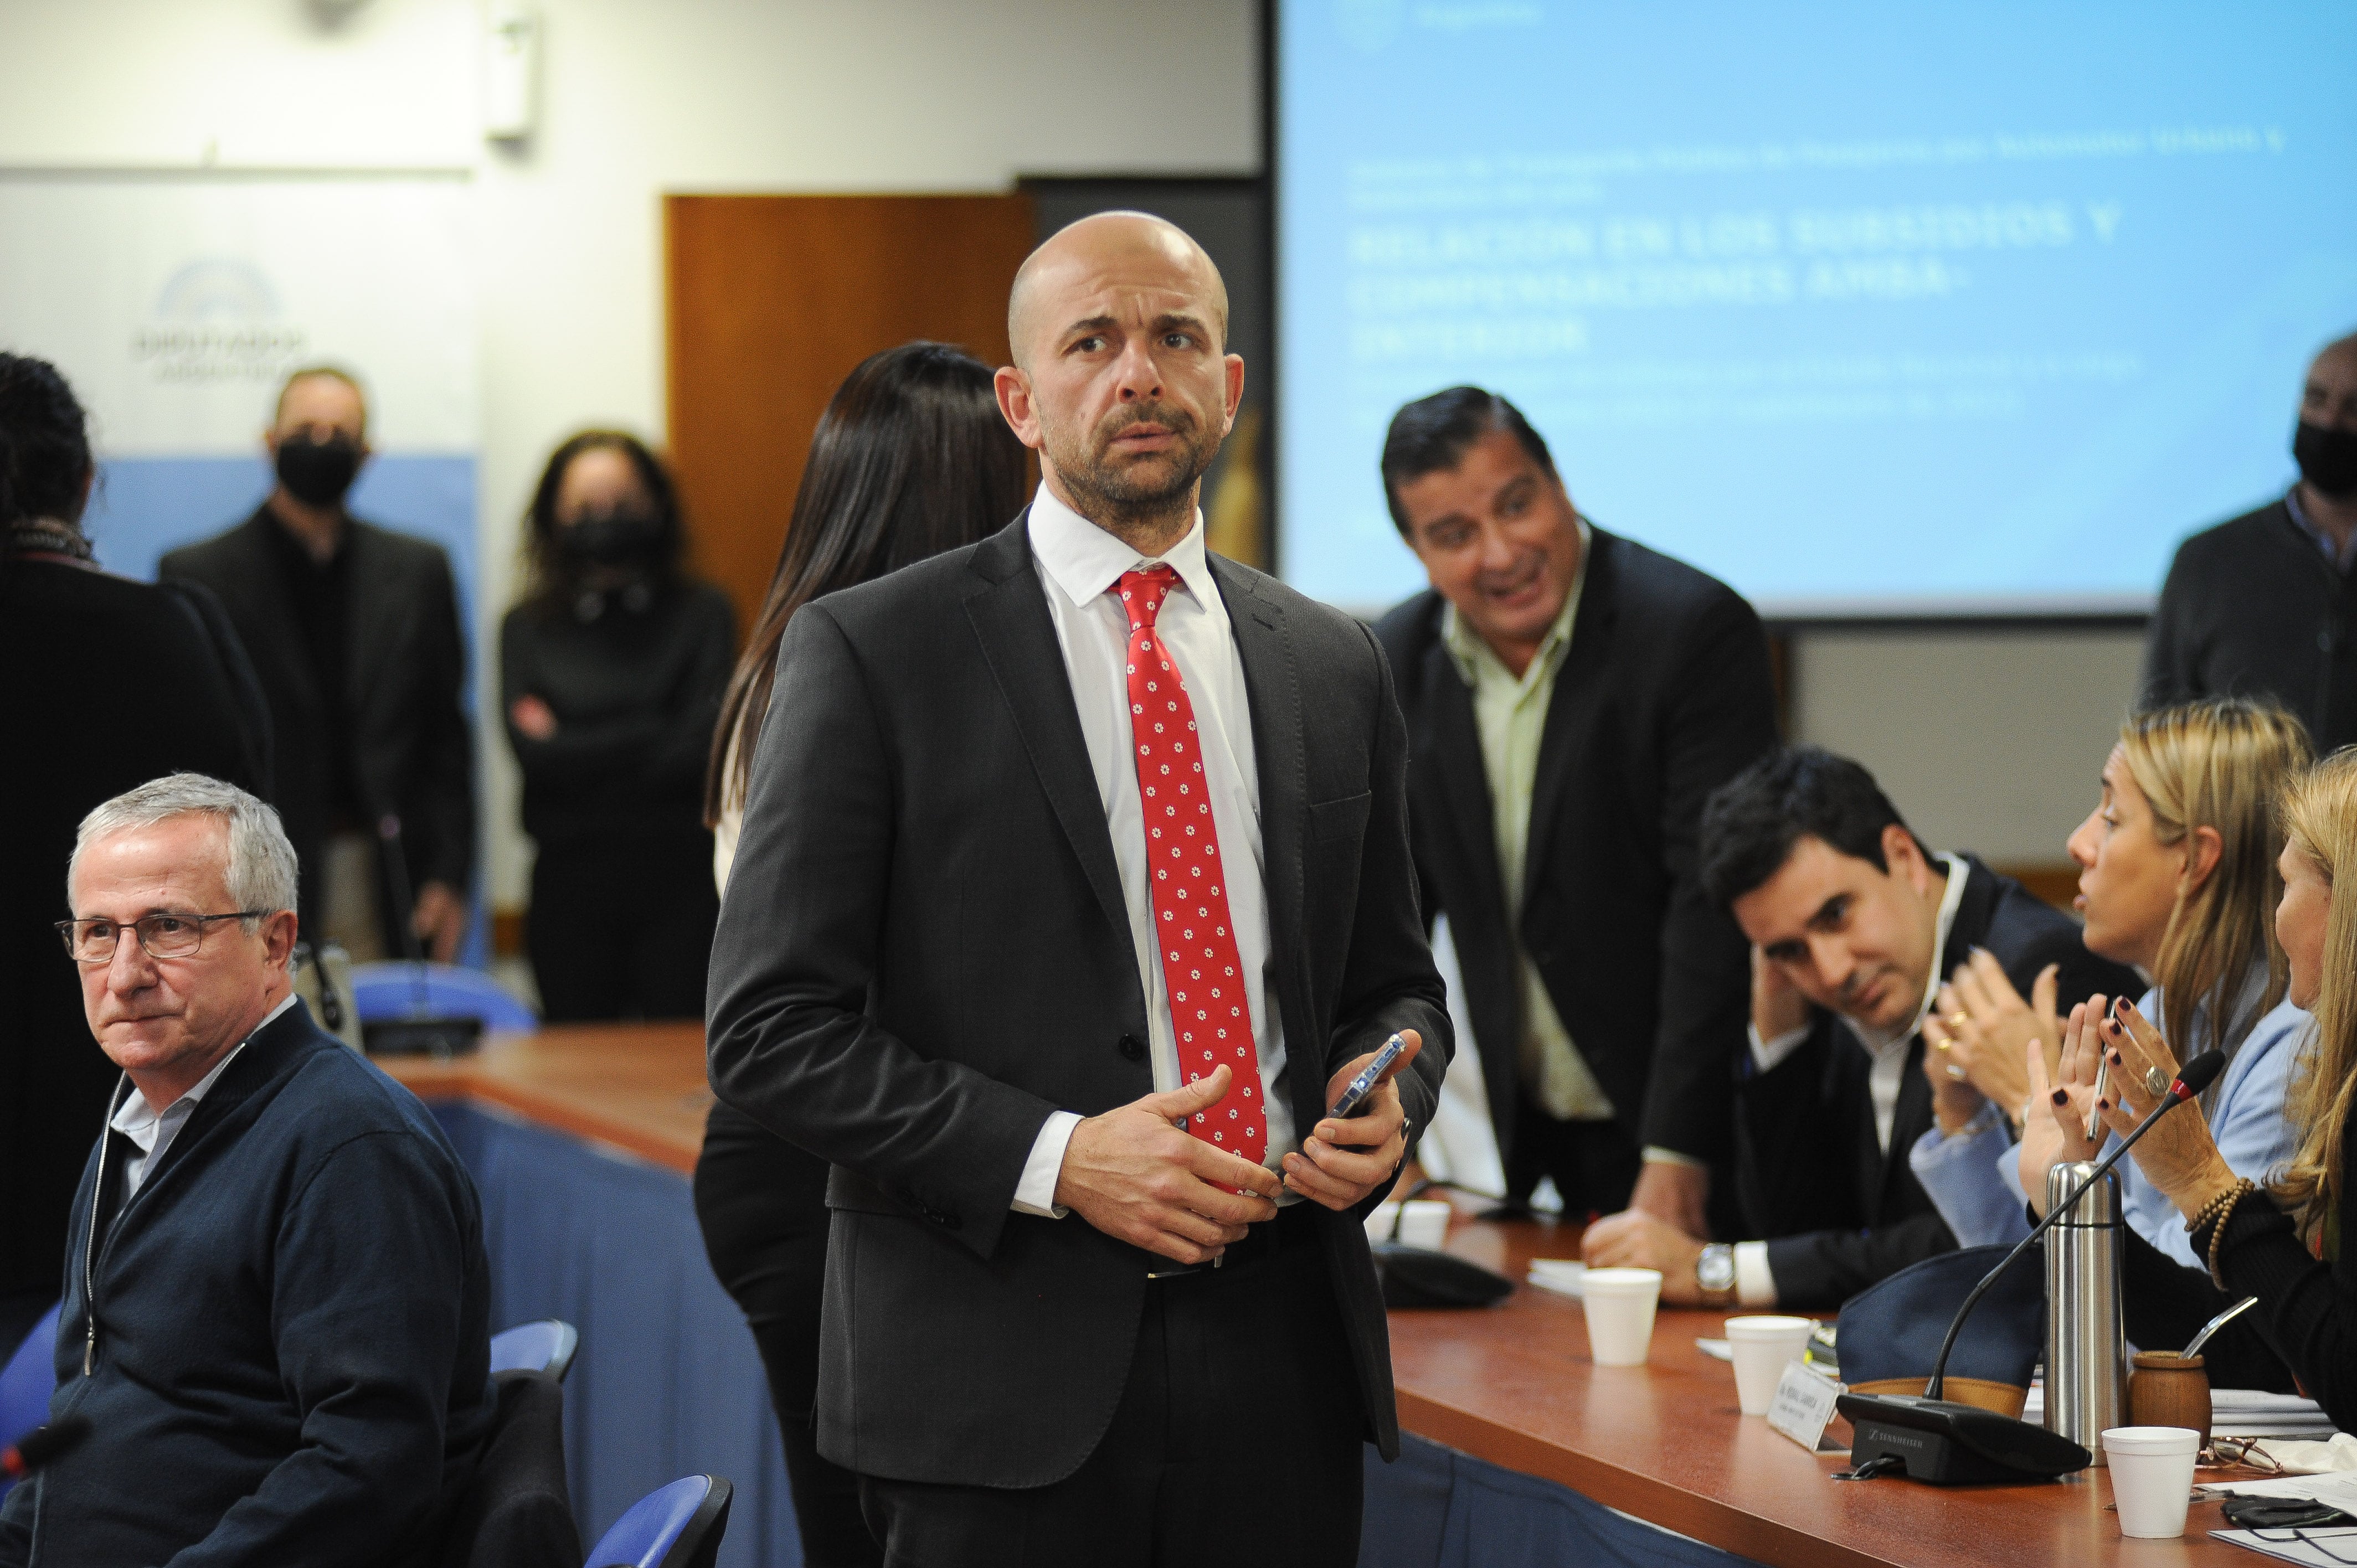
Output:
[1723, 1315, 1814, 1415]
[2102, 1427, 2201, 1538]
[1363, 1199, 1450, 1250]
[1581, 1268, 1661, 1366]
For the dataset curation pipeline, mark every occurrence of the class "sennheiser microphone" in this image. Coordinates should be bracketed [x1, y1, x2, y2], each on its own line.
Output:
[1836, 1048, 2226, 1484]
[0, 1416, 91, 1479]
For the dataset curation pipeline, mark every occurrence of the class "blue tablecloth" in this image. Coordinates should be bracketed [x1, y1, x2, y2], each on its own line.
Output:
[434, 1102, 1758, 1568]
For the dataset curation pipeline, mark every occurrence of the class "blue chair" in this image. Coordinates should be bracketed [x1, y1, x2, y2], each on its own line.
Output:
[348, 962, 537, 1032]
[490, 1320, 579, 1383]
[583, 1476, 732, 1568]
[1, 1303, 61, 1502]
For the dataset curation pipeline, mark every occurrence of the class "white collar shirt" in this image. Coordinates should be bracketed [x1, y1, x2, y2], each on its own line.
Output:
[1010, 485, 1296, 1215]
[109, 992, 297, 1201]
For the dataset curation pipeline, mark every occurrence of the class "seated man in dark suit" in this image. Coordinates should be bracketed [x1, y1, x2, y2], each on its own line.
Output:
[1372, 388, 1777, 1235]
[0, 773, 493, 1567]
[1585, 747, 2137, 1309]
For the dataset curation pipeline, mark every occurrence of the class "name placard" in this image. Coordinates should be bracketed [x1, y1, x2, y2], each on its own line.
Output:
[1767, 1360, 1843, 1452]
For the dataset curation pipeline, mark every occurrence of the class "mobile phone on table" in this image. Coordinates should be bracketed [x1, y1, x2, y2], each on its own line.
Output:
[1327, 1033, 1409, 1119]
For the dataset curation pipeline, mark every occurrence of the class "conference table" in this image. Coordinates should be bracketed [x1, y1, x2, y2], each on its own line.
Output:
[384, 1024, 2258, 1568]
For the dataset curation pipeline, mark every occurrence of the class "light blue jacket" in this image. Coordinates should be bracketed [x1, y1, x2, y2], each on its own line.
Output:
[1908, 978, 2307, 1268]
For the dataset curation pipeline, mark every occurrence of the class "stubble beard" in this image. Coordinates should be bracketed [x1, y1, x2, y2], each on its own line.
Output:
[1045, 404, 1222, 549]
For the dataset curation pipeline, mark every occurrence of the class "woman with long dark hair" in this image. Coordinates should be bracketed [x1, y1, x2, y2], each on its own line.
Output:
[694, 342, 1025, 1566]
[501, 431, 733, 1020]
[0, 353, 270, 1352]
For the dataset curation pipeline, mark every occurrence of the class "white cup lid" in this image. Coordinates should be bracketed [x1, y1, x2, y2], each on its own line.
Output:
[1724, 1315, 1813, 1337]
[1582, 1268, 1663, 1290]
[2101, 1426, 2202, 1454]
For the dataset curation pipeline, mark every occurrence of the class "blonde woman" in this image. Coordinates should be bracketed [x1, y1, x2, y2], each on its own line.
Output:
[1910, 699, 2312, 1265]
[2040, 745, 2357, 1414]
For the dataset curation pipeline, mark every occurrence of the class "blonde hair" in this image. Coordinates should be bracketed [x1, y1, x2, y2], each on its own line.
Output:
[2118, 699, 2311, 1080]
[2275, 747, 2357, 1239]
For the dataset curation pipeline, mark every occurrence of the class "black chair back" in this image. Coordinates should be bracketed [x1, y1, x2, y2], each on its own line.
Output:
[439, 1368, 581, 1568]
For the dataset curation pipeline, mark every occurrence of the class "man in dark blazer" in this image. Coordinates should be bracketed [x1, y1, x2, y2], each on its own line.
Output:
[2143, 332, 2357, 752]
[706, 214, 1449, 1567]
[1372, 388, 1777, 1236]
[162, 367, 474, 961]
[1604, 746, 2135, 1310]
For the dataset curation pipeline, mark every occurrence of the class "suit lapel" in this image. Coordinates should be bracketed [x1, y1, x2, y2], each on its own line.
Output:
[1522, 528, 1618, 910]
[228, 514, 328, 722]
[1209, 556, 1328, 1128]
[1873, 859, 1998, 1208]
[961, 514, 1132, 949]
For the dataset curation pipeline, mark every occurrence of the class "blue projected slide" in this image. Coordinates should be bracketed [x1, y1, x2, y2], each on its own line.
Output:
[1277, 2, 2357, 614]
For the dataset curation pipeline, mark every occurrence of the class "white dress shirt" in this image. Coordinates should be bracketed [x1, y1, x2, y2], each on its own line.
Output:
[110, 992, 297, 1201]
[1732, 854, 1969, 1304]
[1010, 486, 1297, 1216]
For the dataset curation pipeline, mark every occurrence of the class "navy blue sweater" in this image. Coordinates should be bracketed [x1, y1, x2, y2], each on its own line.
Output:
[0, 1002, 495, 1566]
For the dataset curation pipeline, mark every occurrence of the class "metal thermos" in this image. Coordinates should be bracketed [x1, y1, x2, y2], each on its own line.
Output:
[2044, 1160, 2127, 1465]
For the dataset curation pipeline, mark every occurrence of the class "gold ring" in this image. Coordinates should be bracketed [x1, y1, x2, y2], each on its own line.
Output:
[1934, 1038, 1952, 1050]
[1945, 1012, 1970, 1029]
[2144, 1065, 2171, 1098]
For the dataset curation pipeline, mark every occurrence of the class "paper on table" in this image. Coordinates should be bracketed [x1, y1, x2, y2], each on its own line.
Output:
[1695, 1337, 1732, 1362]
[2209, 1525, 2357, 1564]
[2029, 1384, 2339, 1439]
[2201, 1472, 2357, 1506]
[1526, 1259, 1584, 1299]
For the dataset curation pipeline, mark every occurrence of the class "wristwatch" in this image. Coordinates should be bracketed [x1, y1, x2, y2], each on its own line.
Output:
[1695, 1242, 1737, 1307]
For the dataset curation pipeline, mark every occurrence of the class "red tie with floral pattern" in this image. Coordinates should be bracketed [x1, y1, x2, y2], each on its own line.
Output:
[1116, 566, 1267, 1170]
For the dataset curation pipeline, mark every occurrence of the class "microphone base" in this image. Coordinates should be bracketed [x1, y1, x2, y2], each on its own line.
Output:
[1838, 1394, 2092, 1484]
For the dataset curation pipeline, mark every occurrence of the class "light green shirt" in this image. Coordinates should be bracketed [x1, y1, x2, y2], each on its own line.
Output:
[1439, 517, 1614, 1122]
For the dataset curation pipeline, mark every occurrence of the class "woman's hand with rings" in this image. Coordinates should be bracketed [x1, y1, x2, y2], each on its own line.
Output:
[1923, 951, 2058, 1124]
[2088, 996, 2238, 1217]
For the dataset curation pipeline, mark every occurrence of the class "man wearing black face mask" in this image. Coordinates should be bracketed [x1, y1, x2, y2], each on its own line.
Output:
[2145, 332, 2357, 750]
[161, 365, 475, 963]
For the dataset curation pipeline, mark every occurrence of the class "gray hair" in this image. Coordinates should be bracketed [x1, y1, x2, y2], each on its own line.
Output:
[69, 773, 300, 918]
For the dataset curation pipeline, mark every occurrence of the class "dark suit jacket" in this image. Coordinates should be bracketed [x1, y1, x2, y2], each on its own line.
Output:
[163, 509, 474, 927]
[704, 514, 1451, 1488]
[2142, 496, 2357, 755]
[1373, 527, 1778, 1165]
[0, 560, 270, 1307]
[1736, 855, 2140, 1309]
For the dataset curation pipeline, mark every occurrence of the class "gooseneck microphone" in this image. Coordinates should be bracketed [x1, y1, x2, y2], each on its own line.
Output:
[1836, 1048, 2226, 1484]
[0, 1416, 91, 1479]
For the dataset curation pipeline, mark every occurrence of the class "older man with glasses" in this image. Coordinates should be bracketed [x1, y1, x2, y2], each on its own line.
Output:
[0, 773, 494, 1568]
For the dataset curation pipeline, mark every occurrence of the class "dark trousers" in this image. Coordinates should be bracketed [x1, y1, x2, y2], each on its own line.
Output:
[858, 1206, 1365, 1568]
[527, 832, 718, 1022]
[1504, 1101, 1643, 1220]
[692, 1107, 882, 1568]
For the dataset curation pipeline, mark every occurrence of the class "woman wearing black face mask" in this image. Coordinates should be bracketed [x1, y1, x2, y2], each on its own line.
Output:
[500, 431, 734, 1020]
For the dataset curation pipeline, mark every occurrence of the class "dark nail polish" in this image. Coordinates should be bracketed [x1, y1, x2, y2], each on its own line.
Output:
[2052, 1089, 2069, 1106]
[2098, 1100, 2110, 1111]
[2109, 1049, 2123, 1065]
[2113, 997, 2132, 1018]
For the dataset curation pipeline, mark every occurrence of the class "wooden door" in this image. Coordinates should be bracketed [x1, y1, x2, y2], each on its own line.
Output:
[665, 193, 1037, 634]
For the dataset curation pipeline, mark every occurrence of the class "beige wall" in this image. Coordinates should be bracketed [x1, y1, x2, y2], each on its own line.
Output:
[1790, 628, 2148, 867]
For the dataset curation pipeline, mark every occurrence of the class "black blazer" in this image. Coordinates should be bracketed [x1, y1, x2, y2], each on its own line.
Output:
[0, 560, 270, 1308]
[163, 509, 474, 925]
[704, 514, 1450, 1488]
[1736, 856, 2140, 1309]
[2142, 497, 2357, 756]
[1373, 527, 1778, 1164]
